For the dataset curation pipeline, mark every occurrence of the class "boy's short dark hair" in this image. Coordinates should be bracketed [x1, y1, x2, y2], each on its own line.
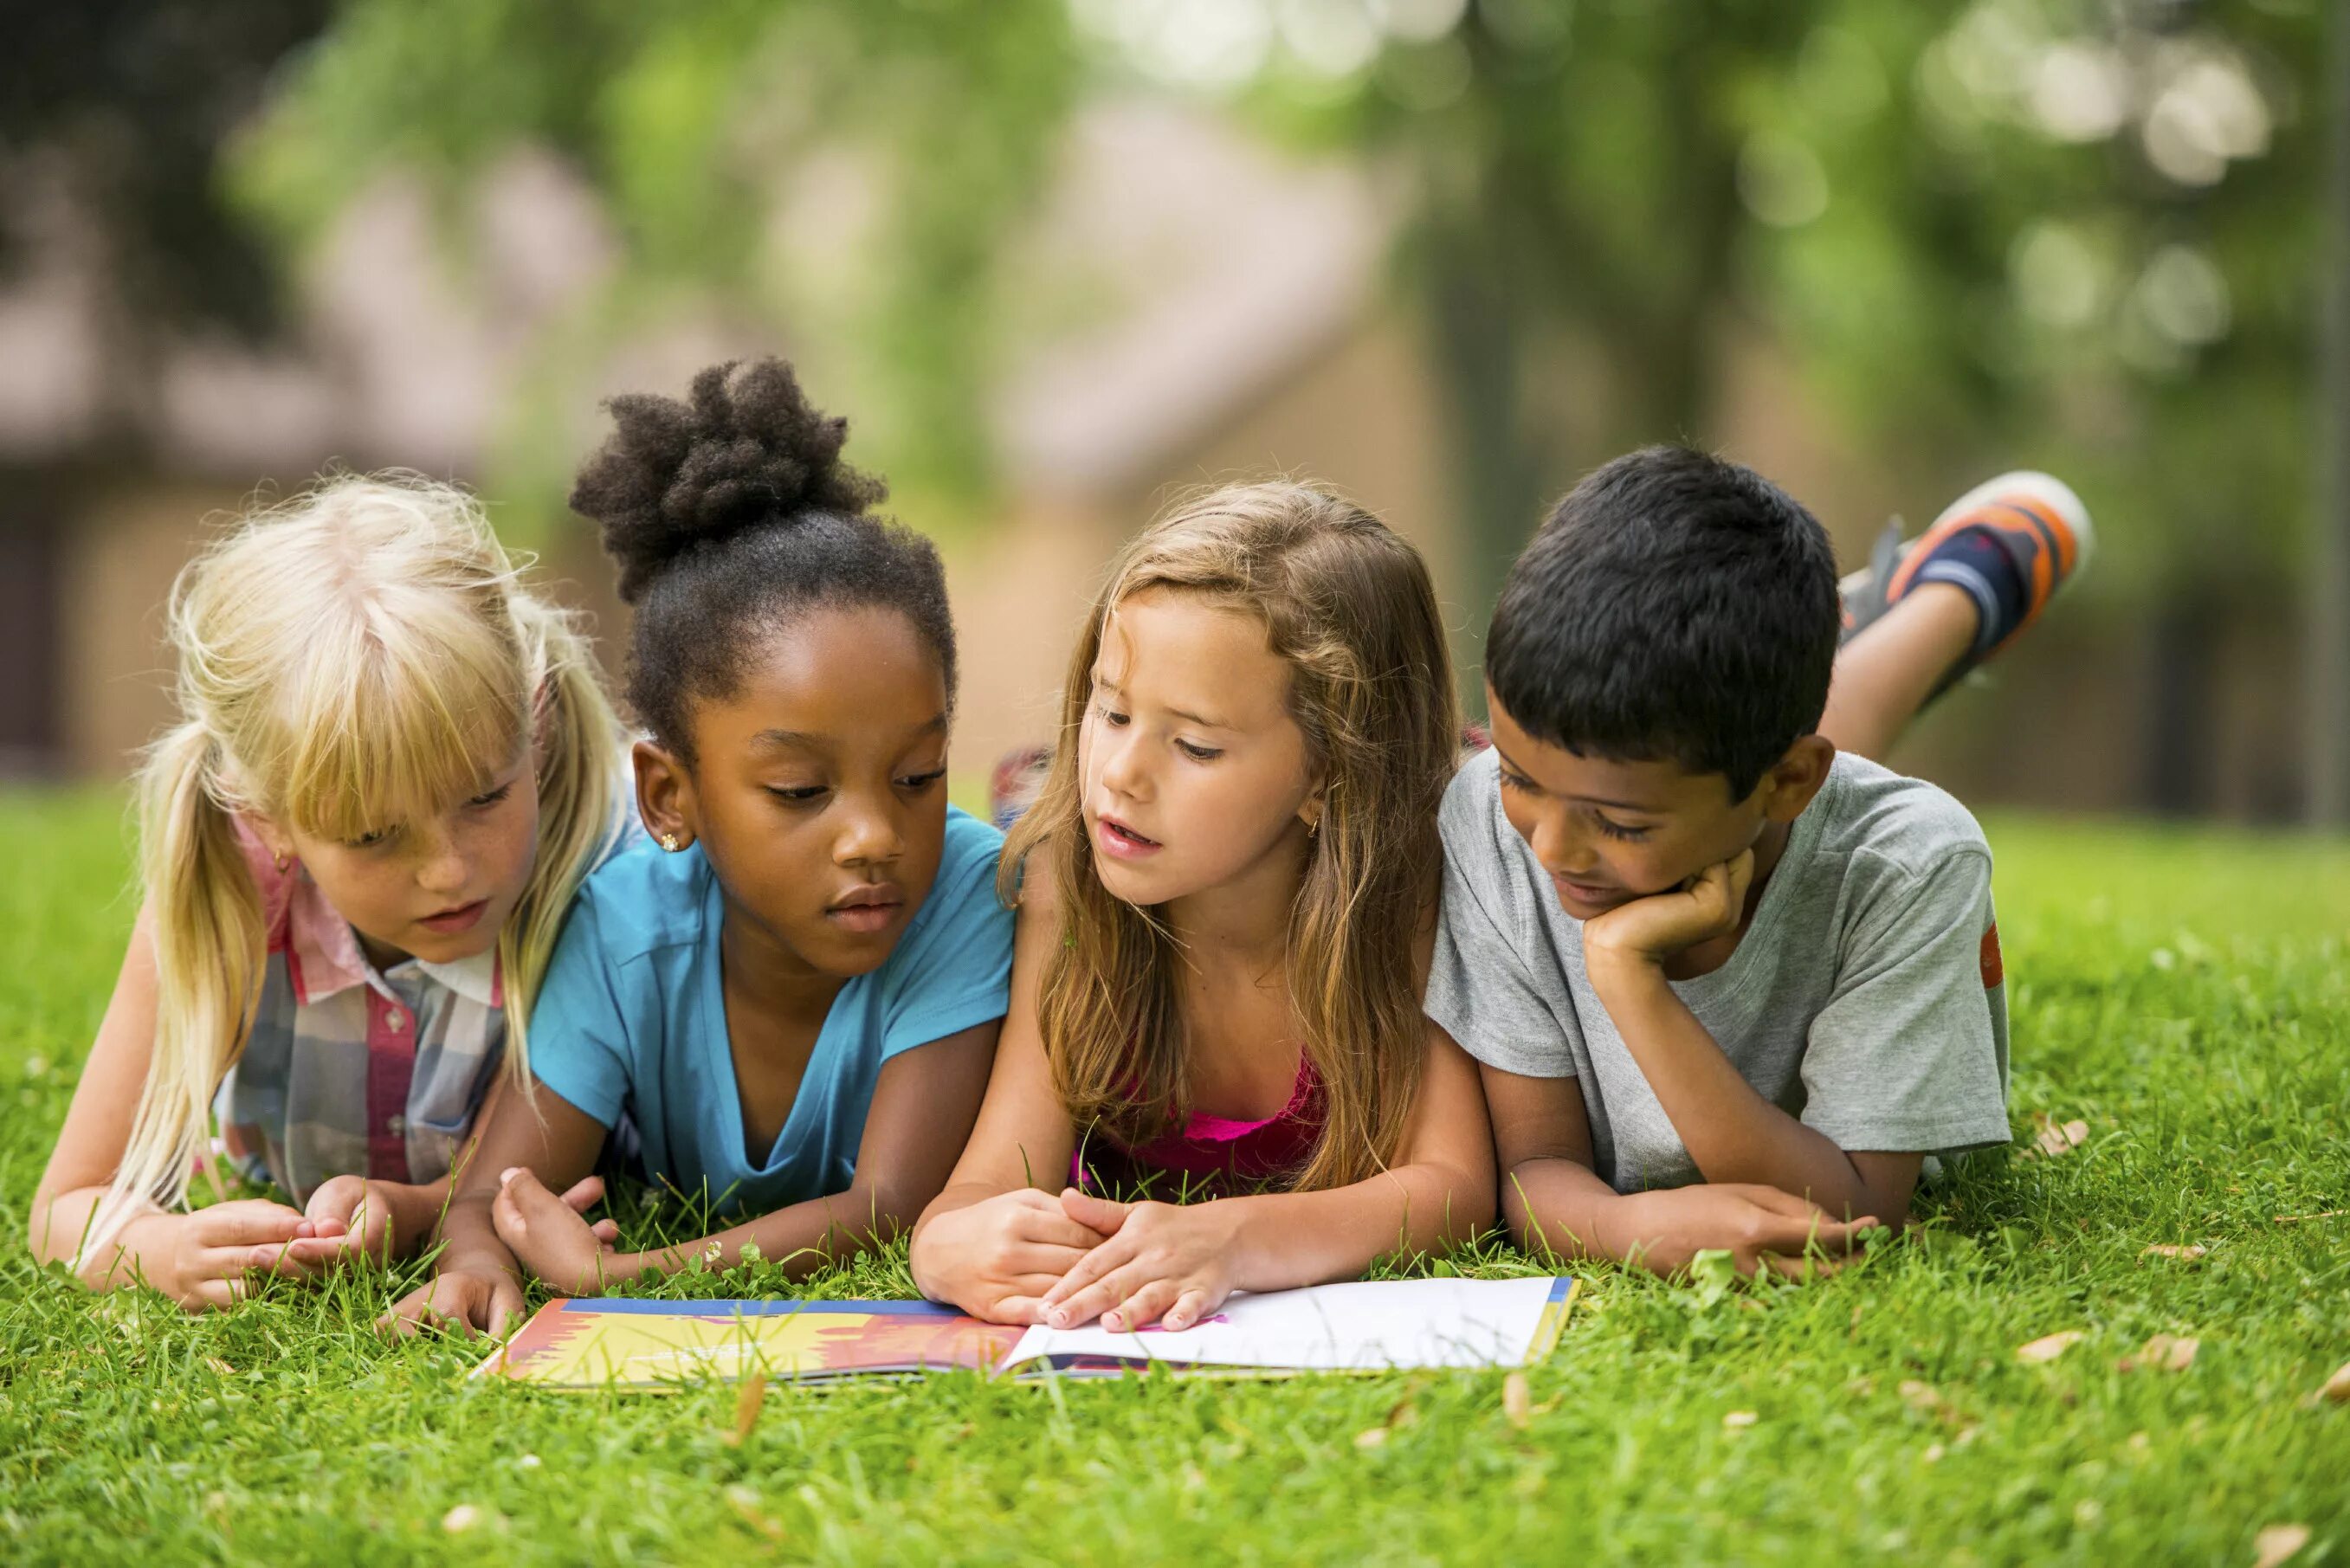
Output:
[1485, 445, 1839, 799]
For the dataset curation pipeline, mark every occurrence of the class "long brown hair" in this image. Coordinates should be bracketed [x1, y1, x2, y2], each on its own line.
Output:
[1000, 482, 1461, 1191]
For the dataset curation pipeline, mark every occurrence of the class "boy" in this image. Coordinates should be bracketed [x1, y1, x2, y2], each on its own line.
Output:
[1427, 447, 2091, 1277]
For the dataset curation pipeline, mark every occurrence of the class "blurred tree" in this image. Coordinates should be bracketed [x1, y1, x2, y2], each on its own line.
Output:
[233, 0, 1078, 514]
[1099, 0, 2320, 806]
[0, 1, 331, 429]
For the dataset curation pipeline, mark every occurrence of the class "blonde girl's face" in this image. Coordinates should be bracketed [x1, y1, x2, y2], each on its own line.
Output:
[263, 750, 541, 970]
[1080, 587, 1317, 907]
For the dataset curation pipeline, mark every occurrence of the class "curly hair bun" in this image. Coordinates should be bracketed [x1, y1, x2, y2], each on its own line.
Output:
[571, 358, 888, 603]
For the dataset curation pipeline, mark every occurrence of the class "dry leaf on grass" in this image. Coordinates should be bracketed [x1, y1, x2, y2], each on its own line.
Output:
[1356, 1391, 1420, 1452]
[2253, 1523, 2310, 1568]
[725, 1485, 784, 1542]
[1898, 1379, 1942, 1411]
[441, 1504, 482, 1535]
[1722, 1410, 1758, 1429]
[2118, 1334, 2199, 1373]
[1502, 1371, 1532, 1430]
[2028, 1118, 2091, 1158]
[203, 1357, 236, 1378]
[2016, 1330, 2085, 1364]
[725, 1371, 768, 1447]
[2273, 1210, 2346, 1225]
[2320, 1361, 2350, 1403]
[2140, 1243, 2208, 1261]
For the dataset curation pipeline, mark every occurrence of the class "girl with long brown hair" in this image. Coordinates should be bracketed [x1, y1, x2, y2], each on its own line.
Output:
[909, 482, 1495, 1332]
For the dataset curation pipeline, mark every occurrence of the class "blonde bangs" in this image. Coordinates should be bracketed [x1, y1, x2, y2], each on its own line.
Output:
[272, 602, 527, 845]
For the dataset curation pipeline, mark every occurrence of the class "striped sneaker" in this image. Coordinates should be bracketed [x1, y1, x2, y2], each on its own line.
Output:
[1839, 472, 2095, 680]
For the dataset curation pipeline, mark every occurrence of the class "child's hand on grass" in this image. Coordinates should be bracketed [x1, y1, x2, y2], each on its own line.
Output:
[909, 1188, 1114, 1325]
[1609, 1183, 1876, 1281]
[128, 1198, 322, 1311]
[380, 1268, 527, 1339]
[290, 1175, 401, 1268]
[489, 1168, 625, 1296]
[1584, 849, 1756, 972]
[1037, 1191, 1243, 1332]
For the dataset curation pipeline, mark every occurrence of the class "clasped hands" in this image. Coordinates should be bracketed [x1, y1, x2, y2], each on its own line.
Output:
[913, 1187, 1245, 1332]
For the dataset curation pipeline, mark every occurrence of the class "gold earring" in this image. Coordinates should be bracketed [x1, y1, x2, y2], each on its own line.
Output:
[659, 833, 680, 852]
[274, 852, 291, 873]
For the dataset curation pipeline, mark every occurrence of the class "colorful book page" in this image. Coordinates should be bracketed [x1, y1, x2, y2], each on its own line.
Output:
[476, 1298, 1025, 1389]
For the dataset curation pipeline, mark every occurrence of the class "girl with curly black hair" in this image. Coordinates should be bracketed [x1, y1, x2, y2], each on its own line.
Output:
[391, 359, 1012, 1333]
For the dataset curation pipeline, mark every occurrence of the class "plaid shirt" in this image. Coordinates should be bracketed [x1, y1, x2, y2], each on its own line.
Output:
[214, 800, 635, 1201]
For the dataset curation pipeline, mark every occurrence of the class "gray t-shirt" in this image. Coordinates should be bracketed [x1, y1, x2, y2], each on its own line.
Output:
[1427, 749, 2011, 1193]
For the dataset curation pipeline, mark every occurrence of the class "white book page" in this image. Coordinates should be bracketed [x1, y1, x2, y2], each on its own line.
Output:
[1003, 1276, 1560, 1373]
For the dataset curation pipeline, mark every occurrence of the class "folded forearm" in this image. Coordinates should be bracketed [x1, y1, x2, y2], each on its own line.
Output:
[629, 1184, 920, 1281]
[380, 1180, 453, 1261]
[436, 1194, 522, 1281]
[1229, 1161, 1487, 1294]
[1594, 967, 1876, 1216]
[1499, 1158, 1630, 1261]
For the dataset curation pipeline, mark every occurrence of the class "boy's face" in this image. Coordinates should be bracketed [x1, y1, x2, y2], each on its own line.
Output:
[1484, 686, 1829, 923]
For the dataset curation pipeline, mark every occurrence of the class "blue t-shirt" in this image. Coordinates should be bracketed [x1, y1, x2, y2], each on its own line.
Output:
[527, 807, 1012, 1216]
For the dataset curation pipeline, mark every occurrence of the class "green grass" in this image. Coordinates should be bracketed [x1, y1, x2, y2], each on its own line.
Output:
[2, 789, 2346, 1565]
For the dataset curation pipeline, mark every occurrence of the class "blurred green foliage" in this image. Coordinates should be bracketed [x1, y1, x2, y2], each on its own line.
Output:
[1211, 0, 2322, 610]
[213, 0, 2324, 597]
[232, 0, 1079, 533]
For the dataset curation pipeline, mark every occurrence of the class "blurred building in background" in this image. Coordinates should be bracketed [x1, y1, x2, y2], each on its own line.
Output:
[0, 0, 2330, 823]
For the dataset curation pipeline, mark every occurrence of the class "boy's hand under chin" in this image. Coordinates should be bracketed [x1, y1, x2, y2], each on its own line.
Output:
[1582, 849, 1756, 973]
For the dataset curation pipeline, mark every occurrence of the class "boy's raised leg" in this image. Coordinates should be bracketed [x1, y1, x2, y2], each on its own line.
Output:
[1820, 471, 2095, 764]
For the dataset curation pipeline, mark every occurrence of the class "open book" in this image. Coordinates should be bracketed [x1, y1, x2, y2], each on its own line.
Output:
[475, 1275, 1579, 1389]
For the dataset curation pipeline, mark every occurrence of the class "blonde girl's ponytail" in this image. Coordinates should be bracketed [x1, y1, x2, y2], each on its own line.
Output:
[494, 592, 618, 1091]
[89, 473, 624, 1255]
[100, 720, 269, 1245]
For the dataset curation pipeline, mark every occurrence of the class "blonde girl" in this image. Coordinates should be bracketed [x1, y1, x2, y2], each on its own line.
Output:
[909, 483, 1495, 1331]
[30, 476, 628, 1310]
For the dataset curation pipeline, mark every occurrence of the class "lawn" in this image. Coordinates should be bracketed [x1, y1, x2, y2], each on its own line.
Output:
[1, 788, 2345, 1566]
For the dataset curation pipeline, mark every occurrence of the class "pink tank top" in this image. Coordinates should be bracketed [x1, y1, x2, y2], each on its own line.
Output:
[1072, 1055, 1325, 1198]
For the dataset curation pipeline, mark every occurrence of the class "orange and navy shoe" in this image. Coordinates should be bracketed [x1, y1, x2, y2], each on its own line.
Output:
[1838, 470, 2095, 686]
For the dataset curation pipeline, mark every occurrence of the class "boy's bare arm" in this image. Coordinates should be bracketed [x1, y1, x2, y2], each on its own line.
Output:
[1485, 1065, 1879, 1279]
[1579, 855, 1922, 1227]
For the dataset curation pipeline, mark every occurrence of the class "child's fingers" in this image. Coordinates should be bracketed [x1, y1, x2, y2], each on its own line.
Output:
[1056, 1188, 1133, 1236]
[190, 1204, 308, 1249]
[491, 1188, 531, 1249]
[1013, 1208, 1116, 1254]
[1100, 1279, 1182, 1332]
[591, 1219, 621, 1243]
[1735, 1185, 1828, 1221]
[556, 1174, 607, 1214]
[1162, 1288, 1213, 1332]
[987, 1295, 1051, 1326]
[185, 1275, 249, 1312]
[1794, 1215, 1874, 1255]
[1759, 1249, 1854, 1283]
[1036, 1235, 1136, 1307]
[1044, 1261, 1152, 1328]
[303, 1173, 366, 1229]
[999, 1242, 1095, 1281]
[241, 1239, 339, 1276]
